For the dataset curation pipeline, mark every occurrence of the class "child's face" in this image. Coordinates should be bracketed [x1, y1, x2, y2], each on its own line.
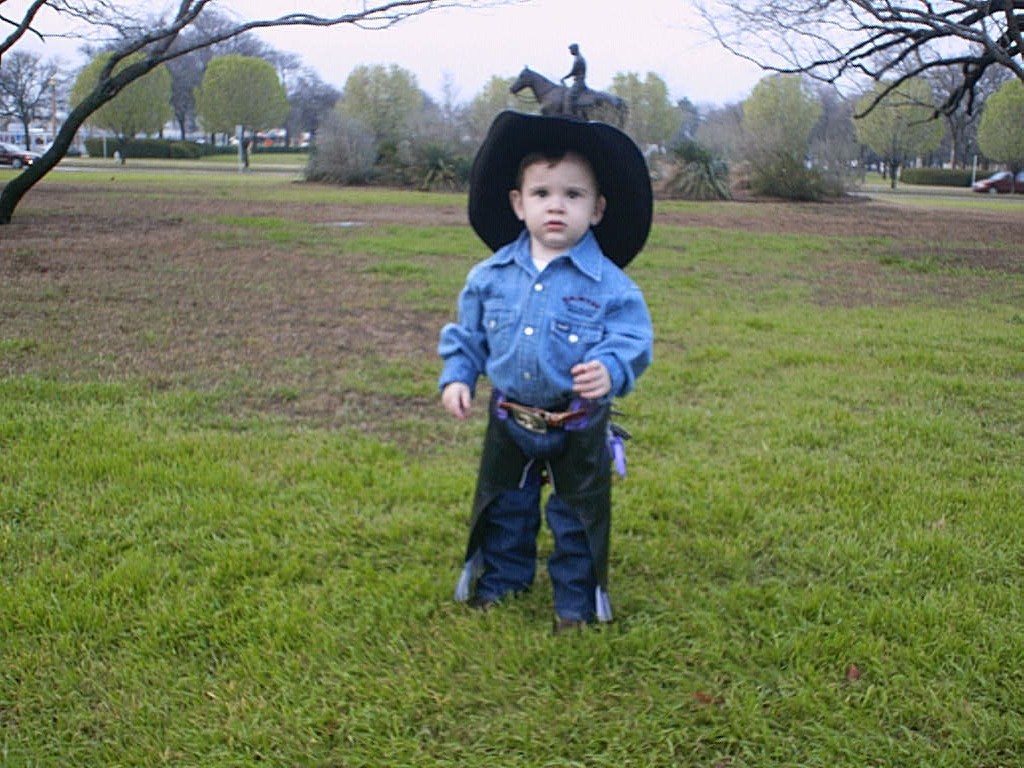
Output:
[509, 152, 606, 262]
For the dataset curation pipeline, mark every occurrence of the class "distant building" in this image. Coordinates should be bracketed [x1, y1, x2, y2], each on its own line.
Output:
[1, 121, 86, 154]
[1, 123, 54, 148]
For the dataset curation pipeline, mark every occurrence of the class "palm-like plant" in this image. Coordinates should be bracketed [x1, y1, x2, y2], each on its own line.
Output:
[664, 140, 731, 200]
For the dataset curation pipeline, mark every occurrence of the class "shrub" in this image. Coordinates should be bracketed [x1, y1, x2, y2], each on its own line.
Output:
[304, 114, 376, 185]
[749, 155, 826, 201]
[900, 168, 974, 187]
[247, 144, 307, 155]
[415, 143, 471, 191]
[660, 140, 731, 200]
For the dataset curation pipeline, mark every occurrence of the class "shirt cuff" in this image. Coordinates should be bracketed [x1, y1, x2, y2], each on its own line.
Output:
[598, 355, 628, 398]
[439, 358, 478, 396]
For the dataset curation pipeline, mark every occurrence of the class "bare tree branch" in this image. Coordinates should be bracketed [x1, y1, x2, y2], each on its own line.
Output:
[1, 0, 51, 53]
[699, 0, 1024, 116]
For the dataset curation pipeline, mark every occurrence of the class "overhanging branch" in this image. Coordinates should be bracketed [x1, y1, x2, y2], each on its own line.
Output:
[700, 0, 1024, 115]
[0, 0, 522, 226]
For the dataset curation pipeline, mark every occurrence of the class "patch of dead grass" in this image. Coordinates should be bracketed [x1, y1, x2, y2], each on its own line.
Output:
[3, 181, 1022, 432]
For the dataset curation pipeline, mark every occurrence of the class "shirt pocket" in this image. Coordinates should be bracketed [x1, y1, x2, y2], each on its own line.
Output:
[547, 316, 604, 370]
[561, 295, 602, 319]
[482, 303, 515, 353]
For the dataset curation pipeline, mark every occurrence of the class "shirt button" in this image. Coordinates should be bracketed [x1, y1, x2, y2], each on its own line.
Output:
[524, 327, 534, 336]
[523, 372, 531, 380]
[534, 283, 543, 292]
[568, 334, 579, 343]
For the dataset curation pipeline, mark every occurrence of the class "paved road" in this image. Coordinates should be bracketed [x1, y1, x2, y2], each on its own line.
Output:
[50, 157, 306, 175]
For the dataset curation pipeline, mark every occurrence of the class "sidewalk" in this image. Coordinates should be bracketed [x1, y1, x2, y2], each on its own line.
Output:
[54, 155, 307, 175]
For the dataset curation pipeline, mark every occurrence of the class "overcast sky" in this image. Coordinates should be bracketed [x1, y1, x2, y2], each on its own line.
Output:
[15, 0, 766, 106]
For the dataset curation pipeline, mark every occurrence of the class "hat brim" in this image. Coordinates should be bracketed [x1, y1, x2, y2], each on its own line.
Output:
[468, 111, 652, 268]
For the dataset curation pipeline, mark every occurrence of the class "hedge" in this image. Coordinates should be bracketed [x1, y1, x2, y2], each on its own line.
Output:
[83, 138, 225, 159]
[900, 167, 974, 187]
[81, 138, 306, 159]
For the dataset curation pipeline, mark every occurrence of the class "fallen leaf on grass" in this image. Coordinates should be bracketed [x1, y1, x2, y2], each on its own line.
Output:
[694, 690, 725, 706]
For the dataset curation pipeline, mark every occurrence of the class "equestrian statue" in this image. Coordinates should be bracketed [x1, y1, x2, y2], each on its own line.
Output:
[510, 44, 628, 128]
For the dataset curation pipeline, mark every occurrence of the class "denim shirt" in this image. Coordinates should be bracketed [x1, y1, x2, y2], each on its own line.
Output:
[438, 229, 653, 408]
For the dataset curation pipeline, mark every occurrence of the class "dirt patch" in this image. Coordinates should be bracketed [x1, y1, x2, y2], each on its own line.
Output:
[660, 194, 1024, 244]
[2, 180, 1022, 431]
[659, 195, 1024, 306]
[1, 183, 449, 430]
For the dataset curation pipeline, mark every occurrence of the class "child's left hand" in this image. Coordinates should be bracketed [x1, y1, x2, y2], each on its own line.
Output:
[571, 360, 611, 400]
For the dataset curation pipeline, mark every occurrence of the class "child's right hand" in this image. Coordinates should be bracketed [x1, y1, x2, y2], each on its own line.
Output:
[441, 382, 472, 420]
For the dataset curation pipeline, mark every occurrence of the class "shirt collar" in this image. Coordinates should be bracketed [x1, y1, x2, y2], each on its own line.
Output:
[495, 229, 605, 281]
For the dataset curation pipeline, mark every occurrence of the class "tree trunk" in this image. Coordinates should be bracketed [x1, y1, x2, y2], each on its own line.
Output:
[0, 98, 95, 225]
[20, 118, 32, 150]
[0, 58, 155, 225]
[238, 127, 249, 171]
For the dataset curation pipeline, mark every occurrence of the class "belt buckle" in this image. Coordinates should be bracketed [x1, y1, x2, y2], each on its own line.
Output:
[511, 408, 548, 434]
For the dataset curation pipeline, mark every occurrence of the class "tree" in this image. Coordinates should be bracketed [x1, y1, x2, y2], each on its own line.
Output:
[0, 0, 511, 226]
[70, 52, 172, 140]
[285, 68, 341, 146]
[920, 64, 1011, 168]
[0, 51, 60, 150]
[742, 74, 824, 198]
[468, 75, 519, 144]
[162, 9, 277, 142]
[194, 55, 289, 159]
[435, 71, 462, 147]
[338, 63, 424, 155]
[744, 75, 821, 163]
[977, 79, 1024, 174]
[855, 78, 945, 188]
[807, 82, 860, 194]
[166, 49, 205, 140]
[408, 91, 472, 191]
[695, 102, 744, 161]
[700, 0, 1024, 120]
[674, 96, 701, 143]
[610, 71, 678, 147]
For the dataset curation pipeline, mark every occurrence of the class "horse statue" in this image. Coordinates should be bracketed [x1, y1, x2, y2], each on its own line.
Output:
[510, 67, 628, 128]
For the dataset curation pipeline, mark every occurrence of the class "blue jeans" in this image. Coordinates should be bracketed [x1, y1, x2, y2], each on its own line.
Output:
[475, 469, 597, 622]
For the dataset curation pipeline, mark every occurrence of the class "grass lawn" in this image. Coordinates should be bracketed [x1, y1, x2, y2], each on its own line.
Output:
[1, 171, 1023, 766]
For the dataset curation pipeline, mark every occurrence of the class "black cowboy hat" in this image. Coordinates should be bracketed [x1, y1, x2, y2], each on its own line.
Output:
[468, 111, 652, 268]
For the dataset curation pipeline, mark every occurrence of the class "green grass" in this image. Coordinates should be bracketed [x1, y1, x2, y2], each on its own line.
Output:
[2, 180, 1024, 766]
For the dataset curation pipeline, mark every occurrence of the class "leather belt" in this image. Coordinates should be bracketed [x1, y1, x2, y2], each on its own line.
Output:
[497, 399, 588, 434]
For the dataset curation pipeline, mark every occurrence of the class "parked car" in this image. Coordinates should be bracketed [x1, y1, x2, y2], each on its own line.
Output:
[0, 141, 41, 168]
[972, 170, 1024, 194]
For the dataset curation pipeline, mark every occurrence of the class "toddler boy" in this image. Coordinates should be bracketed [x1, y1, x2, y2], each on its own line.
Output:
[438, 111, 654, 631]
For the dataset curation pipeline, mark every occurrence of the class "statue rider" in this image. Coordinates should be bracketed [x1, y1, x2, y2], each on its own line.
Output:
[560, 43, 587, 117]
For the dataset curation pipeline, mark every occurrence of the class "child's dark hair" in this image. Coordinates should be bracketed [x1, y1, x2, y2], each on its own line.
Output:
[514, 149, 598, 190]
